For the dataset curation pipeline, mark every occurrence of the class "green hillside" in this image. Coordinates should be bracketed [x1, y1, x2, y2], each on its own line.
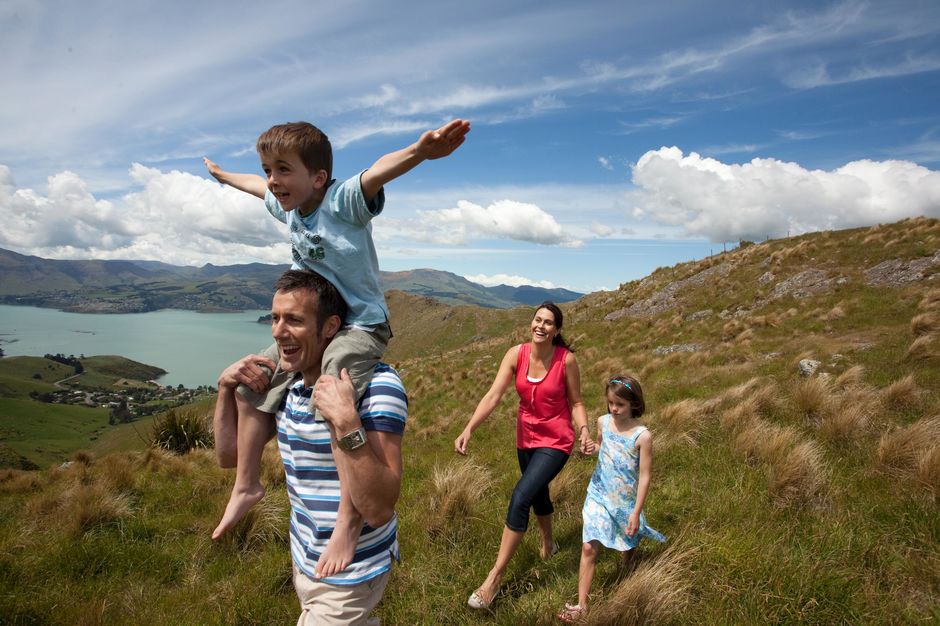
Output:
[0, 217, 938, 624]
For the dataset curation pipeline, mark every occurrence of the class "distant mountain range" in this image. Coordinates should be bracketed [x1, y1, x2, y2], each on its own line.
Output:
[0, 248, 582, 313]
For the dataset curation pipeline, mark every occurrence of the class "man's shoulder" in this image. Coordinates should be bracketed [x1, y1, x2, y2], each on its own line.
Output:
[366, 363, 406, 398]
[359, 363, 408, 431]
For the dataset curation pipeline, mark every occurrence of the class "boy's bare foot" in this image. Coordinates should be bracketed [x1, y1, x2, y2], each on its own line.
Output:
[314, 522, 361, 578]
[212, 483, 265, 540]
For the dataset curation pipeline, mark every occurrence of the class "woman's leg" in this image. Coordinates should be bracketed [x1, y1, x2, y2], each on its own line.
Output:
[475, 525, 526, 604]
[515, 448, 568, 556]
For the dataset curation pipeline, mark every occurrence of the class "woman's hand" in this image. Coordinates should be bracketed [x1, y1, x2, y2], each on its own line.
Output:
[626, 511, 640, 537]
[454, 431, 471, 455]
[580, 435, 596, 455]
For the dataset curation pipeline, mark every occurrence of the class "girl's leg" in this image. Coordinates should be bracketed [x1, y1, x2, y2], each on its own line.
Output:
[212, 396, 271, 539]
[577, 540, 600, 608]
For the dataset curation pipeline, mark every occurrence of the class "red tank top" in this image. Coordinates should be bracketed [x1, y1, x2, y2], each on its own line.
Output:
[515, 342, 574, 454]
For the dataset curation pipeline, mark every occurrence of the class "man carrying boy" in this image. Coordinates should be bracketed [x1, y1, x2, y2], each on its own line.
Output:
[215, 269, 407, 625]
[204, 118, 469, 574]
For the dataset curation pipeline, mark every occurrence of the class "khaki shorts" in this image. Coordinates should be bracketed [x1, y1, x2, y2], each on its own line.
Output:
[237, 323, 391, 414]
[293, 565, 390, 626]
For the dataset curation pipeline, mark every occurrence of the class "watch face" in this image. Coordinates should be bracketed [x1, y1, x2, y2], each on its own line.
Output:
[340, 427, 367, 450]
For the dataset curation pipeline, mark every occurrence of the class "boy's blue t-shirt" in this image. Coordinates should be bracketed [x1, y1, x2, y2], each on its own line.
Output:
[265, 171, 389, 327]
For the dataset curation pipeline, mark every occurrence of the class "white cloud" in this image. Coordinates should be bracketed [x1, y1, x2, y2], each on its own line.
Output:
[464, 273, 558, 288]
[630, 147, 940, 242]
[590, 221, 615, 237]
[783, 54, 940, 89]
[402, 199, 583, 247]
[598, 156, 613, 170]
[0, 163, 289, 265]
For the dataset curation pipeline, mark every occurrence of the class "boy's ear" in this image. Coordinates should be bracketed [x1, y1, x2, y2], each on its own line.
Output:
[312, 169, 329, 188]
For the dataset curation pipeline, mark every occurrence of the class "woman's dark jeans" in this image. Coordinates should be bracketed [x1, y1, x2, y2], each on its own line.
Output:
[505, 447, 570, 531]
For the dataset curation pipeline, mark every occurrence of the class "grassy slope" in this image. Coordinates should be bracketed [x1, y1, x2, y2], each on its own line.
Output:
[0, 218, 938, 624]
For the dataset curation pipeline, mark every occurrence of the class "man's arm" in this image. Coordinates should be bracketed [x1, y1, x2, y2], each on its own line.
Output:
[359, 119, 470, 202]
[213, 354, 277, 467]
[314, 370, 403, 528]
[204, 157, 268, 199]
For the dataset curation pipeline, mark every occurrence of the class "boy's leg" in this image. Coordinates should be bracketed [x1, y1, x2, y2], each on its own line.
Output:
[315, 325, 389, 575]
[213, 343, 293, 539]
[212, 395, 271, 539]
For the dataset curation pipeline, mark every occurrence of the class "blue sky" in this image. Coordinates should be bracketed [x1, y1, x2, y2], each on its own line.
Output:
[1, 0, 938, 293]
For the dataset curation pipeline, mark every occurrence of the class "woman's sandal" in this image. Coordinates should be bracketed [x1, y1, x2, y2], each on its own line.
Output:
[557, 602, 585, 623]
[468, 588, 496, 610]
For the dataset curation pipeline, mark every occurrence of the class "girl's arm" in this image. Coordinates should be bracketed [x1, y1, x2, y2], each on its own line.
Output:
[454, 345, 519, 455]
[627, 430, 654, 536]
[593, 415, 604, 454]
[563, 352, 594, 453]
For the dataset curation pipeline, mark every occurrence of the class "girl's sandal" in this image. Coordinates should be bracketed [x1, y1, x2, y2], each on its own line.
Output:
[557, 603, 585, 623]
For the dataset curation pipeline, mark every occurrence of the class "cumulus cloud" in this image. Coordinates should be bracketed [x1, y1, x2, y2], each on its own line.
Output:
[630, 147, 940, 242]
[0, 164, 289, 265]
[465, 273, 558, 288]
[402, 199, 582, 247]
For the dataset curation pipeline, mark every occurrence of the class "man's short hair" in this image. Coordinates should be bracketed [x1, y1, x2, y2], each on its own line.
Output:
[256, 122, 333, 180]
[273, 270, 348, 331]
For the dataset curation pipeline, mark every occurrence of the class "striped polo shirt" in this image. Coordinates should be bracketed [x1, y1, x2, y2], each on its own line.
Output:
[276, 363, 407, 585]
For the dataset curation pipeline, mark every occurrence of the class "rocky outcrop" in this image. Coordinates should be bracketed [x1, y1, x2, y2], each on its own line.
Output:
[605, 263, 732, 320]
[864, 251, 940, 287]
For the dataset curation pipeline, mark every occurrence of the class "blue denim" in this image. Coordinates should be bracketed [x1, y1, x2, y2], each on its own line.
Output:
[505, 448, 570, 531]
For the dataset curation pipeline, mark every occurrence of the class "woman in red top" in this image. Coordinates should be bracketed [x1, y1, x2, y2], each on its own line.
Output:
[455, 302, 594, 610]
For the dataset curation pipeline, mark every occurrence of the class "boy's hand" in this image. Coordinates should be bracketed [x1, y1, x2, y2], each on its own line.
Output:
[415, 119, 470, 160]
[314, 369, 360, 433]
[203, 156, 224, 183]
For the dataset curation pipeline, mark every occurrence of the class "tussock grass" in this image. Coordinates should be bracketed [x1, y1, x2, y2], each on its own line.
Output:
[0, 468, 45, 493]
[719, 397, 759, 432]
[834, 365, 865, 389]
[654, 398, 716, 443]
[880, 374, 921, 411]
[916, 447, 940, 494]
[260, 442, 285, 487]
[906, 335, 938, 360]
[767, 440, 827, 506]
[877, 416, 940, 475]
[151, 408, 214, 454]
[791, 376, 834, 423]
[910, 312, 939, 336]
[917, 288, 940, 312]
[97, 453, 137, 493]
[820, 403, 870, 445]
[824, 304, 846, 321]
[734, 421, 798, 465]
[586, 544, 694, 626]
[61, 482, 133, 538]
[426, 460, 491, 536]
[229, 489, 289, 550]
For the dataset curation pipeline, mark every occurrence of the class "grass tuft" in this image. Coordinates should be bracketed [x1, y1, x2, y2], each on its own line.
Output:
[587, 544, 693, 625]
[150, 408, 214, 454]
[61, 482, 133, 538]
[767, 440, 827, 506]
[906, 335, 938, 360]
[834, 365, 864, 389]
[910, 312, 938, 336]
[877, 416, 940, 474]
[733, 422, 798, 465]
[880, 375, 921, 411]
[819, 403, 869, 445]
[426, 460, 491, 536]
[791, 376, 834, 423]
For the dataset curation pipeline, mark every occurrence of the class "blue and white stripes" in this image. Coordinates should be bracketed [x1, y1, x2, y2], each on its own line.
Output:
[276, 363, 407, 586]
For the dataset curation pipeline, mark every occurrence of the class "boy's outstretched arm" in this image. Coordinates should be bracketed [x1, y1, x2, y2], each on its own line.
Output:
[359, 119, 470, 201]
[204, 157, 268, 199]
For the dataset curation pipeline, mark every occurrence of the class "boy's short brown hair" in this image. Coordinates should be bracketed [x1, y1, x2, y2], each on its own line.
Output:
[256, 122, 333, 179]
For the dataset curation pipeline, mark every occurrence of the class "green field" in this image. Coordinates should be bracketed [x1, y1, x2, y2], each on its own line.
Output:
[0, 218, 938, 624]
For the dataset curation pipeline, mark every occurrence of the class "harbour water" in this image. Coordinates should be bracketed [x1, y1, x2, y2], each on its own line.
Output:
[0, 305, 274, 388]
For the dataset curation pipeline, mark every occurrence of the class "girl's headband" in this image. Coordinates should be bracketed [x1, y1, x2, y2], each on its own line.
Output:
[609, 377, 632, 391]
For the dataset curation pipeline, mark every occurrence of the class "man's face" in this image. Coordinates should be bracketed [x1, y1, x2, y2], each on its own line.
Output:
[259, 150, 327, 214]
[270, 288, 327, 383]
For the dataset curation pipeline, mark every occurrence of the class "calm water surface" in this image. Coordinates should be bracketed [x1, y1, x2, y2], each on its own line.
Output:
[0, 305, 273, 387]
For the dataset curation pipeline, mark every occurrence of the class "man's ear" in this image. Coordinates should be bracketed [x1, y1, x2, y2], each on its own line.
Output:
[323, 314, 342, 340]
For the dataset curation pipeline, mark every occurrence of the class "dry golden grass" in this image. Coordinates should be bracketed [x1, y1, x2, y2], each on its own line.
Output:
[586, 544, 693, 626]
[259, 442, 285, 487]
[820, 403, 869, 445]
[733, 421, 798, 465]
[0, 468, 46, 493]
[917, 288, 940, 312]
[61, 482, 133, 538]
[916, 447, 940, 494]
[96, 453, 138, 493]
[910, 312, 939, 336]
[791, 376, 834, 422]
[735, 328, 754, 344]
[426, 460, 491, 536]
[766, 440, 828, 507]
[236, 489, 289, 550]
[824, 305, 846, 321]
[877, 416, 940, 474]
[880, 374, 921, 411]
[834, 365, 865, 389]
[906, 335, 938, 360]
[654, 398, 715, 442]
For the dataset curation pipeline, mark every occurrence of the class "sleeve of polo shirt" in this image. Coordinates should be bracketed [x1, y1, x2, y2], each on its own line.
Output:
[329, 171, 385, 227]
[357, 365, 407, 436]
[263, 189, 288, 224]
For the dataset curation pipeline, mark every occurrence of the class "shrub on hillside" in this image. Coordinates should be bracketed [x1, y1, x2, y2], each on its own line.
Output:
[151, 409, 213, 454]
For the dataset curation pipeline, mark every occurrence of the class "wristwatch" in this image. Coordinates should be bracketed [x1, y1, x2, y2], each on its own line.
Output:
[337, 426, 368, 451]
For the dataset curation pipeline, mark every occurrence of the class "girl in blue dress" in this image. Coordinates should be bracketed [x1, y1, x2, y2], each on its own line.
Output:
[558, 374, 666, 623]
